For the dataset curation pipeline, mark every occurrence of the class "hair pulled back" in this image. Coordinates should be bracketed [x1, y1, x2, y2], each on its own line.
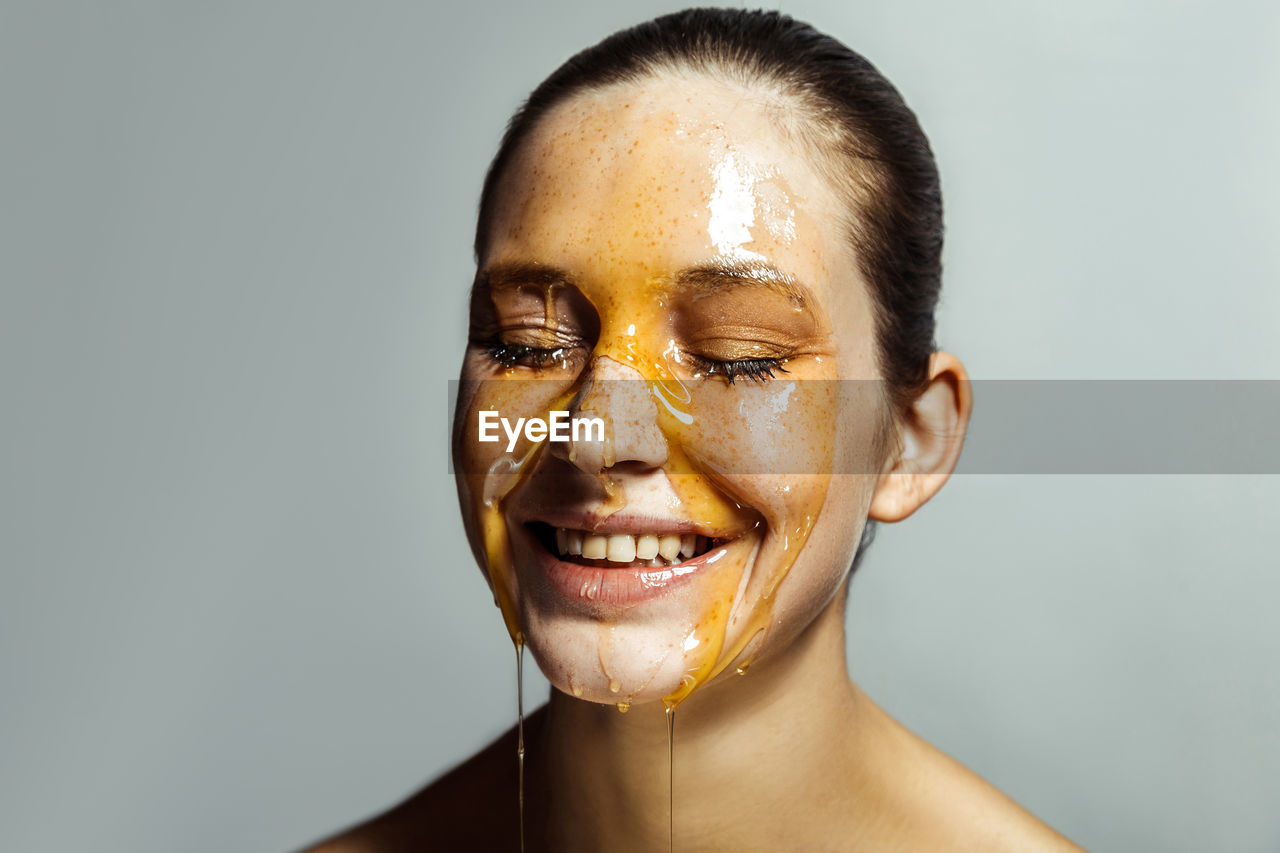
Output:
[474, 7, 944, 408]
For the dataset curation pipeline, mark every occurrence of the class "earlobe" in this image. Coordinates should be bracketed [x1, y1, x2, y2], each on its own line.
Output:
[868, 352, 972, 523]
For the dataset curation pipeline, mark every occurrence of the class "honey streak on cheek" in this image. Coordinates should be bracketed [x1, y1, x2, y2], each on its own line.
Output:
[653, 332, 838, 703]
[460, 94, 845, 709]
[461, 271, 839, 709]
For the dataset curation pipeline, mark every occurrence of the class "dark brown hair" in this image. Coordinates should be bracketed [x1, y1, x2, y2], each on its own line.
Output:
[473, 7, 944, 410]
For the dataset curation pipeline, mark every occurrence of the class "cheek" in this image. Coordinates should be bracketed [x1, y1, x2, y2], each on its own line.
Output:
[644, 378, 841, 687]
[671, 378, 838, 543]
[674, 376, 886, 665]
[761, 470, 875, 641]
[454, 365, 580, 640]
[683, 379, 836, 473]
[783, 381, 891, 591]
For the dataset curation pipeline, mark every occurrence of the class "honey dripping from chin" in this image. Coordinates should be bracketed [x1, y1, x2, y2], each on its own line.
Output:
[515, 638, 526, 853]
[476, 277, 830, 703]
[666, 702, 676, 853]
[471, 279, 833, 851]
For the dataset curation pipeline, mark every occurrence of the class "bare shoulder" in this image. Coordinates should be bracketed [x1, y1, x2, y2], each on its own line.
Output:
[869, 699, 1086, 852]
[920, 753, 1086, 853]
[297, 712, 530, 853]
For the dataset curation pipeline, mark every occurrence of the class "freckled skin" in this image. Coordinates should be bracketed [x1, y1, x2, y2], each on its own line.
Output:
[308, 72, 1082, 853]
[455, 75, 887, 708]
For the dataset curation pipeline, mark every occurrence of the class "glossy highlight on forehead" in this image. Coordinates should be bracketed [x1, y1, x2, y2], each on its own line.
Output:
[454, 53, 903, 712]
[477, 70, 823, 259]
[473, 11, 946, 411]
[479, 76, 854, 307]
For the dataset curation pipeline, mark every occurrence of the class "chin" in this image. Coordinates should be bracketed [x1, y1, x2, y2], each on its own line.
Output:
[522, 614, 702, 706]
[508, 513, 767, 706]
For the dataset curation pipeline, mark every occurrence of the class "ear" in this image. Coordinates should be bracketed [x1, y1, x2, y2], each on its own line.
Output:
[868, 352, 972, 523]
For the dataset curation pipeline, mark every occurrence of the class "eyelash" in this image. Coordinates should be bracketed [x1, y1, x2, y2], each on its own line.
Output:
[484, 342, 787, 384]
[484, 342, 571, 370]
[689, 355, 788, 384]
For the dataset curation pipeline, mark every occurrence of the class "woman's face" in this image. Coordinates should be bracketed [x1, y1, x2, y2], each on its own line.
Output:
[453, 75, 891, 707]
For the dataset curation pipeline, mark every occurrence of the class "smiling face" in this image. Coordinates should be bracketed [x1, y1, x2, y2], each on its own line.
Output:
[453, 73, 894, 707]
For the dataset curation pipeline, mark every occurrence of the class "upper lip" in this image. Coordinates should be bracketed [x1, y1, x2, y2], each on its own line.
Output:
[520, 509, 753, 539]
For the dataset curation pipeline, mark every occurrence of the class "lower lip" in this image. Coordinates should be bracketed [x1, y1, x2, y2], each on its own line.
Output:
[516, 524, 737, 608]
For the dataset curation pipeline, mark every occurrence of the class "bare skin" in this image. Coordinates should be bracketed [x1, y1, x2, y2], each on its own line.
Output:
[304, 73, 1084, 852]
[305, 583, 1080, 852]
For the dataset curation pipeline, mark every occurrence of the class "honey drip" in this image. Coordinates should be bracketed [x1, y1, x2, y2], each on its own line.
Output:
[473, 387, 577, 642]
[457, 95, 851, 852]
[516, 639, 526, 853]
[666, 704, 676, 853]
[463, 273, 834, 708]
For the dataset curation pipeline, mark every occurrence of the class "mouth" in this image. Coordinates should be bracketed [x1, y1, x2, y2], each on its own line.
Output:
[530, 522, 722, 569]
[517, 519, 748, 608]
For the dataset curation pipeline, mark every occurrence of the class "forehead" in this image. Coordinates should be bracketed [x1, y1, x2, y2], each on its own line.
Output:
[485, 75, 859, 305]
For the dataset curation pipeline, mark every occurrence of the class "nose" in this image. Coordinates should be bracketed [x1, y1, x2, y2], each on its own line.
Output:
[552, 356, 668, 474]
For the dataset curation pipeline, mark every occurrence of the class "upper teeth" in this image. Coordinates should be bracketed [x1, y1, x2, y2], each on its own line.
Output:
[554, 528, 702, 565]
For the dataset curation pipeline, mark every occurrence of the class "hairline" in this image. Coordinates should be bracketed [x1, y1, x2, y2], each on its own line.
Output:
[475, 60, 906, 445]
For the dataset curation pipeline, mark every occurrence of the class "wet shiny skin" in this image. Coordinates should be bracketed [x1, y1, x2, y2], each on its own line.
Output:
[307, 70, 1078, 853]
[453, 76, 890, 709]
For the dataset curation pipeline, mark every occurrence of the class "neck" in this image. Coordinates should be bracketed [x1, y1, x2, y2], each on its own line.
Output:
[529, 591, 884, 852]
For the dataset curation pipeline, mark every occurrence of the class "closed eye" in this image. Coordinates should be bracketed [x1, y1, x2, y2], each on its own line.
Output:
[688, 355, 788, 384]
[484, 341, 573, 370]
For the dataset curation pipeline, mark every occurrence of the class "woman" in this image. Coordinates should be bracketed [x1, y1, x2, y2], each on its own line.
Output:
[311, 8, 1082, 851]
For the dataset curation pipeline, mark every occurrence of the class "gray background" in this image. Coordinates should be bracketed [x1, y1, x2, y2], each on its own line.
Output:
[2, 1, 1277, 851]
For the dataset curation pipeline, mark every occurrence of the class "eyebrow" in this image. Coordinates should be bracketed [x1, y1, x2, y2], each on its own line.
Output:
[478, 259, 813, 308]
[672, 259, 812, 308]
[476, 263, 568, 292]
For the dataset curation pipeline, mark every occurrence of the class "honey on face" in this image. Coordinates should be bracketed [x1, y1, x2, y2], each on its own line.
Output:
[453, 75, 887, 711]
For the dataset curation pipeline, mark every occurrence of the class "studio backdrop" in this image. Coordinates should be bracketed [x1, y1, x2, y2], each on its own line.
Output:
[1, 1, 1277, 851]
